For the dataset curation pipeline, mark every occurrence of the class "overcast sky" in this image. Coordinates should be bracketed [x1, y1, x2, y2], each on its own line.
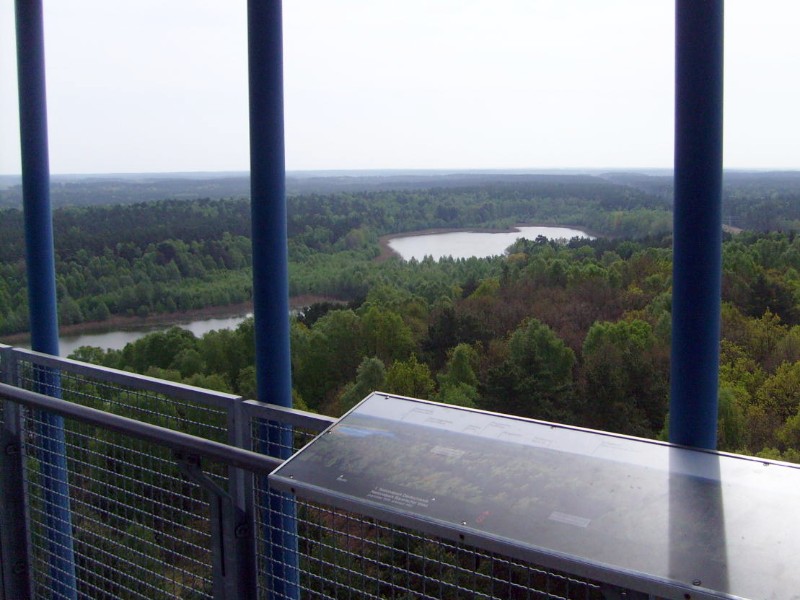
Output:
[1, 1, 799, 175]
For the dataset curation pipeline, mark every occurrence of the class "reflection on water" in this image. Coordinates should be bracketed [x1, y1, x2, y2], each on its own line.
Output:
[387, 226, 592, 261]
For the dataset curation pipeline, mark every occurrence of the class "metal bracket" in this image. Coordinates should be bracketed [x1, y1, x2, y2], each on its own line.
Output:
[174, 451, 256, 600]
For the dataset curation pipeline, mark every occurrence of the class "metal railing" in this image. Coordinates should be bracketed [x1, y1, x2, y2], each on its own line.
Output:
[0, 345, 606, 599]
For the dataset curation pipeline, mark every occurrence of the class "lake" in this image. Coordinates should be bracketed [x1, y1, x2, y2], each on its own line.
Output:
[387, 225, 592, 261]
[11, 226, 592, 356]
[15, 313, 252, 358]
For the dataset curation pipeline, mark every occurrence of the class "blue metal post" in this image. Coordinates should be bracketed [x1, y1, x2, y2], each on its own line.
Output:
[15, 1, 77, 597]
[670, 0, 724, 449]
[247, 1, 298, 597]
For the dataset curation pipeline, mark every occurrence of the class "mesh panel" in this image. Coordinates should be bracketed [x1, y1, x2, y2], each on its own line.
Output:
[15, 352, 231, 599]
[25, 407, 216, 599]
[16, 358, 228, 443]
[254, 489, 603, 600]
[251, 414, 326, 457]
[5, 351, 619, 599]
[248, 415, 600, 600]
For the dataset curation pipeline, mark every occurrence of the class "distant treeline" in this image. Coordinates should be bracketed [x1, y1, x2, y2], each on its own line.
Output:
[0, 178, 672, 335]
[604, 170, 800, 231]
[4, 170, 800, 232]
[0, 172, 663, 209]
[4, 172, 800, 335]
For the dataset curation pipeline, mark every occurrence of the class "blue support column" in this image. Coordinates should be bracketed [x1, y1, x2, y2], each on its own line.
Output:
[247, 1, 298, 597]
[15, 1, 77, 597]
[670, 0, 724, 450]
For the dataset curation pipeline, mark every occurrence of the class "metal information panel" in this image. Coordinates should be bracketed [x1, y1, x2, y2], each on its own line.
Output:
[270, 392, 800, 600]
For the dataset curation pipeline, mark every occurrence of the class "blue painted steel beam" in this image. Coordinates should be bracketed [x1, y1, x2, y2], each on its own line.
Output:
[247, 1, 299, 597]
[670, 0, 724, 449]
[15, 1, 77, 597]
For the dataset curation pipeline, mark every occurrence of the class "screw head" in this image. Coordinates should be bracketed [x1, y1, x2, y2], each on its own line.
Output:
[235, 524, 249, 538]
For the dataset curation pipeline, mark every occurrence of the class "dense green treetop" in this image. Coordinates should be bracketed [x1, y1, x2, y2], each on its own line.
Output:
[5, 176, 800, 464]
[56, 224, 800, 464]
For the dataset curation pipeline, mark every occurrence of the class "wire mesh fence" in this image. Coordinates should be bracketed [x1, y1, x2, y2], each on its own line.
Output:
[4, 348, 611, 599]
[24, 406, 215, 599]
[248, 408, 336, 599]
[253, 490, 603, 600]
[249, 413, 329, 459]
[246, 409, 601, 600]
[14, 352, 231, 444]
[8, 350, 237, 599]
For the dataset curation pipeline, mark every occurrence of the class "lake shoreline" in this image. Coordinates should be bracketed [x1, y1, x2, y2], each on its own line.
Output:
[3, 224, 595, 345]
[0, 294, 341, 346]
[377, 223, 597, 262]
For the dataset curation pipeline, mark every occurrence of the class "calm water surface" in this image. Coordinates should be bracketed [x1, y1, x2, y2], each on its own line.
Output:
[388, 226, 592, 261]
[17, 313, 252, 357]
[13, 227, 592, 356]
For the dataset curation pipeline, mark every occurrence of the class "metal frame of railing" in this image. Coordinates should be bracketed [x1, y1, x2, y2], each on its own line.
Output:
[0, 345, 612, 599]
[0, 381, 277, 599]
[0, 344, 320, 599]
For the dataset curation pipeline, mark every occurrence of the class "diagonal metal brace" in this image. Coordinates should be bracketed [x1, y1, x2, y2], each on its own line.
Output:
[174, 451, 256, 600]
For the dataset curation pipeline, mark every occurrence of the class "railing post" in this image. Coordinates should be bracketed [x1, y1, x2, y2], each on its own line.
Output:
[175, 451, 256, 600]
[14, 1, 77, 596]
[0, 348, 33, 600]
[227, 398, 258, 597]
[247, 1, 299, 598]
[670, 0, 724, 450]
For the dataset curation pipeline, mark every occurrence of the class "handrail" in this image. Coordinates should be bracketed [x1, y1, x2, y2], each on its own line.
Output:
[11, 346, 241, 409]
[6, 346, 337, 431]
[241, 398, 337, 431]
[0, 382, 282, 474]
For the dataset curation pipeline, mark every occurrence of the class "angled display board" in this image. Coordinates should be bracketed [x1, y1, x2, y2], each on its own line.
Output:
[270, 392, 800, 600]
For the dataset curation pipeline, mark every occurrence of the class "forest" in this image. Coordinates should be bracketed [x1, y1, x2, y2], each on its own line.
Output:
[4, 172, 800, 463]
[5, 172, 800, 599]
[65, 228, 800, 464]
[0, 175, 670, 335]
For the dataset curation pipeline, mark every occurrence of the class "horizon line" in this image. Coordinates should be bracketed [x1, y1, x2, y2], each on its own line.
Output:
[2, 166, 800, 179]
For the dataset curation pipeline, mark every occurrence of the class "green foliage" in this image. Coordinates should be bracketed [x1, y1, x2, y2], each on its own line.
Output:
[717, 386, 747, 452]
[439, 343, 479, 389]
[436, 382, 479, 408]
[386, 355, 436, 399]
[1, 176, 674, 336]
[293, 309, 366, 409]
[361, 306, 415, 364]
[579, 319, 668, 437]
[483, 319, 575, 421]
[54, 223, 800, 464]
[436, 344, 480, 408]
[337, 357, 387, 415]
[15, 180, 800, 466]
